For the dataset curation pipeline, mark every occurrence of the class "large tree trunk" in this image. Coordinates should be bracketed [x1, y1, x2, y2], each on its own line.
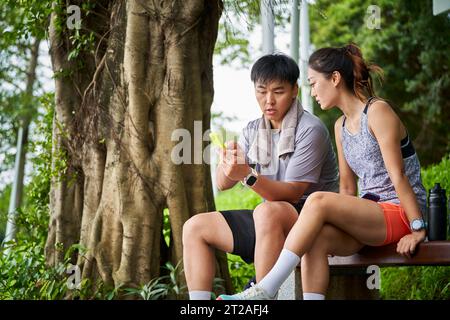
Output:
[45, 0, 231, 296]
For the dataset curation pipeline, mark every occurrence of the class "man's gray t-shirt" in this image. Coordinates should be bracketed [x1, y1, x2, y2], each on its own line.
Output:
[238, 110, 339, 203]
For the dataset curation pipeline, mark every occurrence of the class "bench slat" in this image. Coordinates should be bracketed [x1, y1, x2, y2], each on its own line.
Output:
[328, 241, 450, 267]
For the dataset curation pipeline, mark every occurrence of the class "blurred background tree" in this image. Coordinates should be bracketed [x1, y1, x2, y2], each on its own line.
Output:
[0, 0, 51, 242]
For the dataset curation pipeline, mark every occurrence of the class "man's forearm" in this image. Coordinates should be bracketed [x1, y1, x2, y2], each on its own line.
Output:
[251, 175, 308, 203]
[216, 164, 238, 191]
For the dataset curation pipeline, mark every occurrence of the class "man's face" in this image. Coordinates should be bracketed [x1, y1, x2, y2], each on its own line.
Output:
[254, 80, 298, 128]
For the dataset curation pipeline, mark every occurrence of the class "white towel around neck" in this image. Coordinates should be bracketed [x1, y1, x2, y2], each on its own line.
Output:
[247, 99, 304, 167]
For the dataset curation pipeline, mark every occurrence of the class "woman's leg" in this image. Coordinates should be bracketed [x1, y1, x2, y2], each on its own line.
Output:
[285, 191, 386, 255]
[182, 212, 233, 298]
[301, 223, 364, 296]
[255, 192, 385, 297]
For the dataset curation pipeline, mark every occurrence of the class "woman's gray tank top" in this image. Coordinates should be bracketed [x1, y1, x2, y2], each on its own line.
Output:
[341, 97, 427, 214]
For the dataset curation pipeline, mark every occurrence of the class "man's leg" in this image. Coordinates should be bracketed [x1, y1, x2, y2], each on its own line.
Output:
[182, 212, 233, 299]
[253, 201, 299, 282]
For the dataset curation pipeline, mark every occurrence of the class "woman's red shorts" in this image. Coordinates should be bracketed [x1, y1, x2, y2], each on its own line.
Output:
[377, 202, 412, 246]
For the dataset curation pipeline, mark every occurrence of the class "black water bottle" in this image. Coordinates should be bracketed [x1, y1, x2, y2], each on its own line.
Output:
[428, 183, 448, 241]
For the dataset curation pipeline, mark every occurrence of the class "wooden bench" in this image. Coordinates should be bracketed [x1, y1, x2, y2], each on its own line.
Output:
[278, 241, 450, 300]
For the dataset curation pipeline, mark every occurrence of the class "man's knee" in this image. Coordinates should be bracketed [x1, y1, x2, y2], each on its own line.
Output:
[254, 202, 278, 224]
[182, 213, 209, 245]
[253, 201, 294, 233]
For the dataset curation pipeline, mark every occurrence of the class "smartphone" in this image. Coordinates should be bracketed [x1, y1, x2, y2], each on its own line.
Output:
[361, 192, 380, 202]
[209, 132, 226, 149]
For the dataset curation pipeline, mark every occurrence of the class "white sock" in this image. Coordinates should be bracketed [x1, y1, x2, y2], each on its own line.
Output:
[303, 292, 325, 300]
[189, 290, 211, 300]
[258, 248, 301, 297]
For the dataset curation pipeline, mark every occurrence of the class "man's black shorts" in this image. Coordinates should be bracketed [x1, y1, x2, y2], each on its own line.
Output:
[219, 201, 304, 264]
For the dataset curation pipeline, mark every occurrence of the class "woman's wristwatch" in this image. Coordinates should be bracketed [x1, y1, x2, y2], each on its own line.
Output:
[410, 218, 426, 232]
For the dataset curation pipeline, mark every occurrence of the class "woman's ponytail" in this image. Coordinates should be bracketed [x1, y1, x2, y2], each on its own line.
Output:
[344, 43, 383, 101]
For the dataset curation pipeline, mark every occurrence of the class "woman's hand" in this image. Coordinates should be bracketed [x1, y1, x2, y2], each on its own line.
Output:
[396, 229, 426, 258]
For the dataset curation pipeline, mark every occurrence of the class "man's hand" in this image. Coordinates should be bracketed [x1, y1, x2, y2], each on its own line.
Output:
[219, 141, 251, 182]
[396, 229, 426, 258]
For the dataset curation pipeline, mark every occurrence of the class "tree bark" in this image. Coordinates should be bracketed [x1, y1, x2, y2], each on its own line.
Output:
[45, 0, 231, 296]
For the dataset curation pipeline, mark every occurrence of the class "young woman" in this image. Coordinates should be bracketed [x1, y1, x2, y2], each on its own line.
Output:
[217, 43, 427, 300]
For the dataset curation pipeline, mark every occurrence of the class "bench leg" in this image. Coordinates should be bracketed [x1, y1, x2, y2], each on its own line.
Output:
[327, 267, 380, 300]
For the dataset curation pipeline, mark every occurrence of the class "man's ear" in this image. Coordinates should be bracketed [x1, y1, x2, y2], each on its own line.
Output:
[292, 83, 299, 99]
[331, 71, 342, 87]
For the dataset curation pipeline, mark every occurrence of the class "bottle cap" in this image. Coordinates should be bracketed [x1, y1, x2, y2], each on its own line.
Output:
[431, 183, 442, 194]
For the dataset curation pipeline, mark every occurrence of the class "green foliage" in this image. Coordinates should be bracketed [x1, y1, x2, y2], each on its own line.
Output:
[6, 95, 53, 245]
[215, 183, 263, 211]
[124, 277, 170, 300]
[0, 186, 11, 242]
[381, 266, 450, 300]
[0, 0, 50, 43]
[216, 0, 290, 67]
[67, 30, 96, 61]
[227, 253, 255, 292]
[163, 208, 171, 246]
[0, 241, 66, 299]
[0, 0, 51, 176]
[421, 154, 450, 193]
[0, 95, 62, 299]
[125, 261, 188, 300]
[380, 153, 450, 300]
[215, 0, 261, 67]
[0, 240, 123, 300]
[124, 260, 224, 300]
[0, 108, 66, 299]
[0, 93, 63, 299]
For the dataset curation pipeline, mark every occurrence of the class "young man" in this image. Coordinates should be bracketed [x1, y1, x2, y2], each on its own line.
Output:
[182, 53, 339, 300]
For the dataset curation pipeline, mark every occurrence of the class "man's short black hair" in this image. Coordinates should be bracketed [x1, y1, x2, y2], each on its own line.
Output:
[250, 53, 299, 86]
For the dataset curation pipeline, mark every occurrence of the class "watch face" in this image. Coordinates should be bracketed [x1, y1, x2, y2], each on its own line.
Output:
[246, 175, 257, 186]
[412, 219, 423, 230]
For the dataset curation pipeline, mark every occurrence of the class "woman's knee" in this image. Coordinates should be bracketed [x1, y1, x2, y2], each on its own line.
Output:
[303, 192, 333, 217]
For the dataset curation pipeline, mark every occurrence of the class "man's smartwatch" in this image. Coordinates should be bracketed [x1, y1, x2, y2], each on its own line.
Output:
[410, 218, 426, 232]
[242, 168, 258, 187]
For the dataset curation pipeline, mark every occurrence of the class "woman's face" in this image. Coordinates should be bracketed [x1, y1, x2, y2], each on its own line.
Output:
[307, 68, 339, 110]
